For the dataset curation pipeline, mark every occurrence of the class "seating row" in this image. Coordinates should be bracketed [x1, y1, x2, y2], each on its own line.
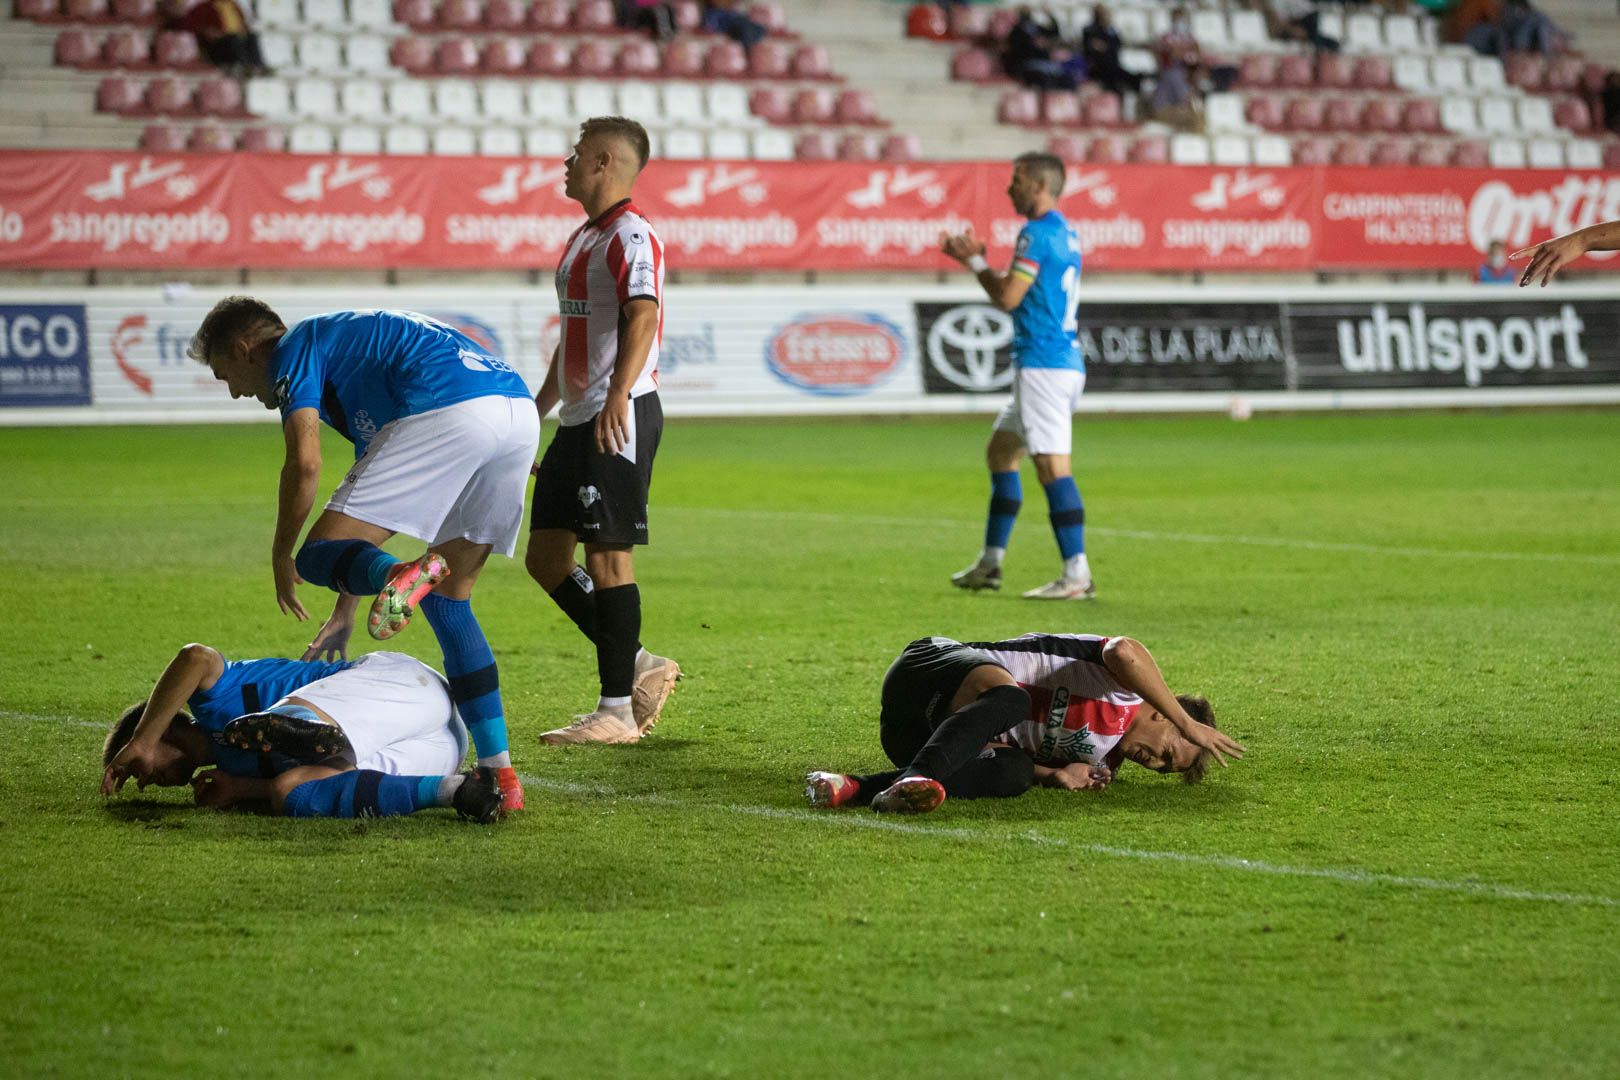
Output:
[1044, 131, 1616, 169]
[389, 0, 787, 36]
[386, 35, 835, 80]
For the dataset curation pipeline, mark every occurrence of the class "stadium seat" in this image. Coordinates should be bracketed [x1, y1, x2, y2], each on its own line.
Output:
[1393, 55, 1430, 93]
[351, 0, 394, 30]
[1371, 138, 1412, 166]
[1075, 133, 1119, 163]
[292, 77, 337, 117]
[1285, 97, 1325, 132]
[749, 86, 791, 124]
[255, 0, 300, 26]
[951, 47, 996, 82]
[1565, 140, 1601, 169]
[881, 133, 922, 162]
[298, 34, 341, 73]
[1553, 98, 1592, 134]
[259, 31, 294, 71]
[527, 41, 572, 77]
[705, 42, 748, 79]
[62, 0, 112, 19]
[1081, 92, 1122, 127]
[288, 123, 335, 153]
[55, 30, 101, 68]
[138, 123, 188, 152]
[145, 77, 194, 115]
[384, 124, 429, 155]
[1503, 53, 1545, 92]
[188, 124, 236, 152]
[1516, 96, 1554, 133]
[618, 81, 661, 123]
[1316, 53, 1354, 90]
[1229, 10, 1268, 50]
[947, 5, 990, 39]
[1211, 134, 1251, 166]
[838, 133, 883, 162]
[1246, 95, 1285, 130]
[1451, 141, 1488, 167]
[1362, 98, 1403, 133]
[1580, 62, 1607, 96]
[393, 0, 436, 28]
[1543, 56, 1582, 94]
[1117, 134, 1161, 164]
[1204, 92, 1245, 133]
[1352, 57, 1392, 90]
[1292, 136, 1334, 166]
[705, 82, 751, 125]
[238, 126, 287, 152]
[748, 2, 786, 33]
[1430, 56, 1468, 95]
[339, 78, 384, 117]
[663, 129, 706, 160]
[479, 127, 523, 156]
[1526, 138, 1564, 168]
[997, 89, 1038, 126]
[1110, 7, 1149, 44]
[836, 88, 879, 125]
[906, 3, 949, 41]
[15, 0, 58, 18]
[389, 37, 434, 74]
[196, 77, 242, 116]
[1412, 140, 1452, 167]
[1276, 55, 1314, 89]
[344, 35, 389, 73]
[671, 0, 701, 32]
[526, 82, 568, 121]
[1343, 13, 1381, 51]
[528, 0, 569, 31]
[337, 124, 382, 154]
[619, 41, 661, 78]
[1045, 134, 1085, 160]
[480, 79, 525, 122]
[244, 77, 291, 118]
[1399, 99, 1440, 134]
[102, 30, 151, 69]
[1169, 134, 1210, 165]
[794, 131, 838, 161]
[1332, 137, 1372, 166]
[572, 81, 614, 119]
[1252, 135, 1291, 166]
[439, 0, 481, 30]
[792, 87, 836, 125]
[1477, 97, 1517, 135]
[1467, 56, 1506, 94]
[1238, 54, 1277, 88]
[662, 83, 704, 125]
[1440, 98, 1479, 135]
[661, 41, 705, 78]
[525, 128, 570, 157]
[572, 0, 616, 31]
[750, 129, 794, 160]
[434, 79, 478, 122]
[1190, 11, 1229, 50]
[1488, 138, 1526, 168]
[387, 80, 431, 122]
[1324, 97, 1364, 132]
[792, 45, 833, 80]
[1383, 14, 1420, 51]
[707, 128, 749, 159]
[750, 40, 792, 80]
[432, 127, 477, 155]
[436, 38, 480, 76]
[482, 39, 525, 75]
[1042, 91, 1081, 127]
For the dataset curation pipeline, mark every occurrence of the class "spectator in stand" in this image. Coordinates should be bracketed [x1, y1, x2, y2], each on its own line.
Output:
[617, 0, 676, 42]
[1150, 6, 1204, 131]
[1081, 6, 1141, 99]
[1475, 240, 1516, 284]
[1445, 0, 1501, 48]
[1496, 0, 1567, 55]
[1002, 6, 1084, 91]
[1603, 72, 1620, 137]
[702, 0, 767, 49]
[1260, 0, 1341, 53]
[160, 0, 270, 78]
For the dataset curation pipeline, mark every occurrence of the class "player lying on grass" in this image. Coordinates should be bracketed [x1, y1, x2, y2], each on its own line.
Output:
[100, 644, 503, 823]
[806, 633, 1244, 815]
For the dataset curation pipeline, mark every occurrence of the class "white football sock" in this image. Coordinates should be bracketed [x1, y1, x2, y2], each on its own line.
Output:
[980, 546, 1006, 569]
[1063, 553, 1091, 583]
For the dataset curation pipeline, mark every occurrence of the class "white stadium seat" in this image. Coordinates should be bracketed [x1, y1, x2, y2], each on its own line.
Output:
[432, 127, 477, 156]
[1478, 96, 1518, 134]
[1204, 92, 1246, 133]
[526, 83, 569, 123]
[1110, 7, 1150, 45]
[1383, 14, 1420, 51]
[661, 83, 705, 126]
[1252, 134, 1292, 166]
[1441, 97, 1479, 135]
[288, 123, 334, 153]
[1467, 56, 1506, 93]
[1516, 96, 1553, 132]
[478, 128, 524, 157]
[480, 80, 525, 122]
[706, 129, 749, 159]
[1429, 55, 1468, 94]
[571, 81, 615, 121]
[291, 76, 338, 117]
[344, 36, 391, 74]
[1229, 10, 1268, 49]
[1190, 11, 1229, 49]
[296, 34, 342, 73]
[433, 79, 479, 122]
[387, 80, 432, 122]
[662, 129, 707, 160]
[258, 31, 294, 72]
[750, 128, 794, 161]
[1344, 13, 1382, 52]
[255, 0, 301, 28]
[245, 77, 291, 118]
[1526, 139, 1564, 168]
[1317, 10, 1343, 41]
[525, 128, 571, 157]
[1169, 133, 1211, 164]
[617, 81, 663, 124]
[1146, 6, 1171, 37]
[1488, 138, 1526, 167]
[705, 83, 751, 125]
[1211, 134, 1251, 165]
[1393, 55, 1431, 93]
[384, 125, 429, 155]
[338, 78, 384, 118]
[302, 0, 346, 30]
[1566, 140, 1601, 168]
[337, 124, 381, 154]
[349, 0, 393, 30]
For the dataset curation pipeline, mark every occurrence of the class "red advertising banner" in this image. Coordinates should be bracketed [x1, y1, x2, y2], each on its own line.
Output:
[0, 150, 1615, 274]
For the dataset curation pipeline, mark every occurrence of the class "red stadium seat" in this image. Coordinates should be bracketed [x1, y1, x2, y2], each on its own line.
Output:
[1046, 134, 1087, 159]
[749, 40, 792, 79]
[1370, 139, 1411, 166]
[1451, 141, 1489, 168]
[1316, 53, 1354, 90]
[948, 5, 990, 39]
[1554, 97, 1592, 133]
[881, 133, 922, 162]
[618, 40, 661, 77]
[951, 47, 995, 82]
[114, 0, 157, 19]
[16, 0, 61, 19]
[996, 89, 1038, 125]
[1081, 92, 1122, 127]
[392, 0, 436, 29]
[389, 37, 435, 74]
[63, 0, 112, 21]
[704, 41, 748, 79]
[1042, 91, 1081, 127]
[54, 30, 100, 68]
[481, 39, 525, 75]
[987, 9, 1019, 38]
[528, 0, 569, 31]
[1362, 97, 1402, 133]
[102, 29, 151, 68]
[95, 75, 144, 114]
[1398, 99, 1440, 134]
[482, 0, 524, 30]
[671, 0, 701, 32]
[1284, 97, 1325, 132]
[1246, 95, 1285, 130]
[1087, 134, 1129, 163]
[794, 131, 839, 161]
[791, 87, 835, 124]
[1238, 54, 1277, 88]
[238, 127, 288, 153]
[1605, 142, 1620, 170]
[435, 38, 480, 75]
[1412, 140, 1452, 167]
[154, 30, 205, 70]
[188, 124, 236, 152]
[748, 86, 791, 124]
[1503, 53, 1545, 91]
[526, 40, 571, 76]
[144, 76, 194, 115]
[1580, 62, 1607, 96]
[438, 0, 481, 30]
[748, 3, 786, 34]
[1333, 138, 1372, 166]
[572, 40, 616, 77]
[907, 4, 949, 41]
[573, 0, 616, 32]
[662, 40, 704, 78]
[1128, 135, 1169, 163]
[1276, 54, 1314, 89]
[1292, 137, 1334, 166]
[1352, 57, 1392, 90]
[139, 124, 188, 152]
[839, 133, 882, 161]
[196, 77, 242, 116]
[1543, 55, 1582, 93]
[1323, 97, 1364, 131]
[836, 88, 879, 125]
[791, 44, 832, 80]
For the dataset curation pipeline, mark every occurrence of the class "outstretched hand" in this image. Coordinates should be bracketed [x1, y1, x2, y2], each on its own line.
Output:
[273, 553, 308, 621]
[1181, 722, 1246, 767]
[302, 606, 355, 661]
[938, 227, 986, 265]
[101, 741, 158, 795]
[1511, 233, 1587, 288]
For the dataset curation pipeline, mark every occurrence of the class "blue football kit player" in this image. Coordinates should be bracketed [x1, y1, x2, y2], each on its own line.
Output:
[190, 301, 540, 810]
[940, 152, 1093, 599]
[101, 642, 504, 823]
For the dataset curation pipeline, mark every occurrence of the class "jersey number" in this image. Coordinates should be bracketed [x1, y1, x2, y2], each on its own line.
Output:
[1060, 267, 1080, 334]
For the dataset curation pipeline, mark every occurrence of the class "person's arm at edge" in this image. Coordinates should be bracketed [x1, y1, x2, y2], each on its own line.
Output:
[271, 407, 321, 620]
[939, 228, 1034, 312]
[1101, 636, 1246, 765]
[534, 344, 561, 421]
[595, 297, 658, 454]
[101, 644, 226, 794]
[1034, 760, 1113, 790]
[1512, 219, 1620, 287]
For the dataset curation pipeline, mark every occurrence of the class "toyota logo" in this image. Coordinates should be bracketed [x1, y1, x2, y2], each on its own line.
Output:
[927, 304, 1014, 390]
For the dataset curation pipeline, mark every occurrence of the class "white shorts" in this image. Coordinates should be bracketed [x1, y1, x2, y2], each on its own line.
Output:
[992, 368, 1086, 456]
[327, 396, 541, 557]
[276, 652, 469, 777]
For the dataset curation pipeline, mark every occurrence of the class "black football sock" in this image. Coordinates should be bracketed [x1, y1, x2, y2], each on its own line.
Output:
[937, 747, 1035, 800]
[846, 769, 901, 806]
[900, 684, 1029, 783]
[548, 566, 598, 643]
[594, 583, 642, 700]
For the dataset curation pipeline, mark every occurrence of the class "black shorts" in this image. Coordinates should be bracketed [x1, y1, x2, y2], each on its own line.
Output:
[878, 637, 1008, 766]
[530, 392, 663, 545]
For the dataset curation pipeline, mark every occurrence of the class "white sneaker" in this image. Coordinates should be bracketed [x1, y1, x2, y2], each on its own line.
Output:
[1021, 576, 1096, 600]
[631, 652, 681, 735]
[538, 707, 639, 746]
[950, 562, 1003, 591]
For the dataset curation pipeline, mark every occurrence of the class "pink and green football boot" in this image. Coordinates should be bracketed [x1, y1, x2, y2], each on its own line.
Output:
[367, 552, 450, 641]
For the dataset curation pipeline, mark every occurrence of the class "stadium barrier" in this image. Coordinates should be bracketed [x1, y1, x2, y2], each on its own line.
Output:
[2, 282, 1618, 424]
[2, 150, 1619, 273]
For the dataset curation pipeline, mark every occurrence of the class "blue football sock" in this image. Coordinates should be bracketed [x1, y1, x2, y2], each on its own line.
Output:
[294, 539, 400, 595]
[282, 771, 441, 818]
[1042, 475, 1086, 561]
[420, 592, 509, 765]
[985, 470, 1022, 550]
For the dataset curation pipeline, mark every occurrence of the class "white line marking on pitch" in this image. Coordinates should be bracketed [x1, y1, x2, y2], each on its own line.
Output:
[0, 708, 108, 730]
[520, 774, 1620, 910]
[664, 507, 1620, 567]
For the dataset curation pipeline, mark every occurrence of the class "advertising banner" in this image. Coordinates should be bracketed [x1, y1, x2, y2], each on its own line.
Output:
[3, 151, 1618, 274]
[0, 303, 90, 407]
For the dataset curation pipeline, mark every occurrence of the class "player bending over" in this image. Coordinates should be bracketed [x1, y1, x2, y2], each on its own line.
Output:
[806, 633, 1245, 815]
[190, 301, 539, 811]
[940, 152, 1094, 600]
[1513, 219, 1620, 287]
[101, 643, 503, 823]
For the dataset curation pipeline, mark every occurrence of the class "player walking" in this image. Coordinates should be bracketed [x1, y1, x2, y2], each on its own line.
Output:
[525, 117, 680, 746]
[939, 152, 1094, 599]
[189, 302, 538, 810]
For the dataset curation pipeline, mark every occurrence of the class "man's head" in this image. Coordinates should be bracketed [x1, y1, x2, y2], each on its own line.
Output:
[564, 116, 651, 207]
[1487, 239, 1507, 268]
[188, 295, 286, 410]
[1092, 4, 1111, 26]
[1113, 695, 1218, 784]
[1008, 152, 1065, 218]
[104, 702, 210, 789]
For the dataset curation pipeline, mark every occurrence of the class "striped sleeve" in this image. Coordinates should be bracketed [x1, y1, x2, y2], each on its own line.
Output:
[1010, 226, 1040, 282]
[606, 220, 662, 307]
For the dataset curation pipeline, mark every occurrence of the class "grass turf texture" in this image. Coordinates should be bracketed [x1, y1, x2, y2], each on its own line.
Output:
[2, 411, 1618, 1079]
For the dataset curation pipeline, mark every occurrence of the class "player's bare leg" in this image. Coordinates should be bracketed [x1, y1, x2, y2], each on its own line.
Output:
[953, 429, 1025, 591]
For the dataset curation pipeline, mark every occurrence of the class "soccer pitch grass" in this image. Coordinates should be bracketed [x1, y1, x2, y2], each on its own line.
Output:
[2, 410, 1618, 1079]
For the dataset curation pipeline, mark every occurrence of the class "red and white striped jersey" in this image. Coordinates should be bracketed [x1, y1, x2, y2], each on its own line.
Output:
[960, 633, 1143, 766]
[552, 199, 664, 428]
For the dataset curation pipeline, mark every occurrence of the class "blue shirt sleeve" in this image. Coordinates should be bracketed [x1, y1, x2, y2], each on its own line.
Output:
[270, 320, 324, 421]
[1011, 224, 1042, 281]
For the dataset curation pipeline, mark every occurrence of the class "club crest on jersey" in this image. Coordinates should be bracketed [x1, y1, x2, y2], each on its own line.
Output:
[578, 485, 601, 508]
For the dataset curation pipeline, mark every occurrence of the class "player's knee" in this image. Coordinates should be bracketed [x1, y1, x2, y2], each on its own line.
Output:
[981, 682, 1030, 716]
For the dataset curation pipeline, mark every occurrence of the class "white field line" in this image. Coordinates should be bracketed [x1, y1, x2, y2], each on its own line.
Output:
[663, 507, 1620, 567]
[519, 774, 1620, 910]
[1, 708, 108, 730]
